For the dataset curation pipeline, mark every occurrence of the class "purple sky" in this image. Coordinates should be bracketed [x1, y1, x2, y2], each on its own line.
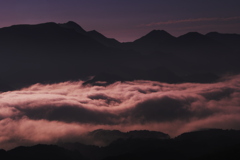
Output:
[1, 0, 240, 42]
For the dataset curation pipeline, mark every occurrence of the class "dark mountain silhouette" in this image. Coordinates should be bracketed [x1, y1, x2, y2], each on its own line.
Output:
[101, 138, 184, 160]
[58, 143, 100, 160]
[87, 30, 121, 47]
[206, 32, 240, 52]
[61, 129, 240, 160]
[171, 32, 239, 73]
[122, 30, 233, 55]
[133, 30, 176, 44]
[0, 21, 240, 89]
[0, 22, 107, 56]
[4, 144, 87, 160]
[174, 129, 240, 159]
[0, 22, 124, 87]
[2, 129, 240, 160]
[178, 31, 227, 45]
[100, 129, 240, 160]
[195, 143, 240, 160]
[0, 149, 7, 159]
[119, 30, 240, 75]
[87, 129, 170, 146]
[59, 21, 87, 35]
[175, 129, 240, 144]
[143, 66, 183, 83]
[60, 130, 171, 160]
[177, 32, 213, 43]
[165, 32, 232, 56]
[59, 21, 122, 49]
[122, 30, 176, 54]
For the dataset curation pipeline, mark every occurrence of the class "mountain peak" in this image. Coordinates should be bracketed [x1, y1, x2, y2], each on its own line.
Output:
[59, 21, 86, 34]
[179, 32, 204, 37]
[177, 32, 212, 42]
[134, 29, 175, 44]
[147, 29, 174, 38]
[66, 21, 79, 25]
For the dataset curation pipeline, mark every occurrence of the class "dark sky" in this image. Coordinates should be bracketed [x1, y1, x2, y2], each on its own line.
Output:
[1, 0, 240, 42]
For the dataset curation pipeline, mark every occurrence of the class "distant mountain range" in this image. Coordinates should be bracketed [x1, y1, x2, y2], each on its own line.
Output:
[1, 21, 240, 54]
[1, 129, 240, 160]
[0, 21, 239, 90]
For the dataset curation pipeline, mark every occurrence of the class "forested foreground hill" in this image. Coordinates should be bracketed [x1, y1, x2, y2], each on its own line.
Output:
[1, 129, 240, 160]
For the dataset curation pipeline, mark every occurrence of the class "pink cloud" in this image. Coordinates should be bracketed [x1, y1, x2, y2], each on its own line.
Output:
[0, 75, 240, 150]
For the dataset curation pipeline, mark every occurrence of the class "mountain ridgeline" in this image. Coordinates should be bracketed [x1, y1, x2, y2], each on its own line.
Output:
[0, 21, 240, 90]
[1, 129, 240, 160]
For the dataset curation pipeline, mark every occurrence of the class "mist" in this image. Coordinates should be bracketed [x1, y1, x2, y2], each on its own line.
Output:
[0, 74, 240, 150]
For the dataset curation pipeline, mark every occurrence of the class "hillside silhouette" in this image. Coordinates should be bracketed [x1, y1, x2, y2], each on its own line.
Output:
[5, 144, 86, 160]
[63, 129, 240, 160]
[1, 129, 240, 160]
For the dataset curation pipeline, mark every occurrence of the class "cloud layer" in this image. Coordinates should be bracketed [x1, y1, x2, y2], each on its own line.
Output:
[1, 75, 240, 150]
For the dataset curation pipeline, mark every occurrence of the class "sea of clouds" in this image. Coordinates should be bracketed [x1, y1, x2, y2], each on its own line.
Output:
[0, 75, 240, 150]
